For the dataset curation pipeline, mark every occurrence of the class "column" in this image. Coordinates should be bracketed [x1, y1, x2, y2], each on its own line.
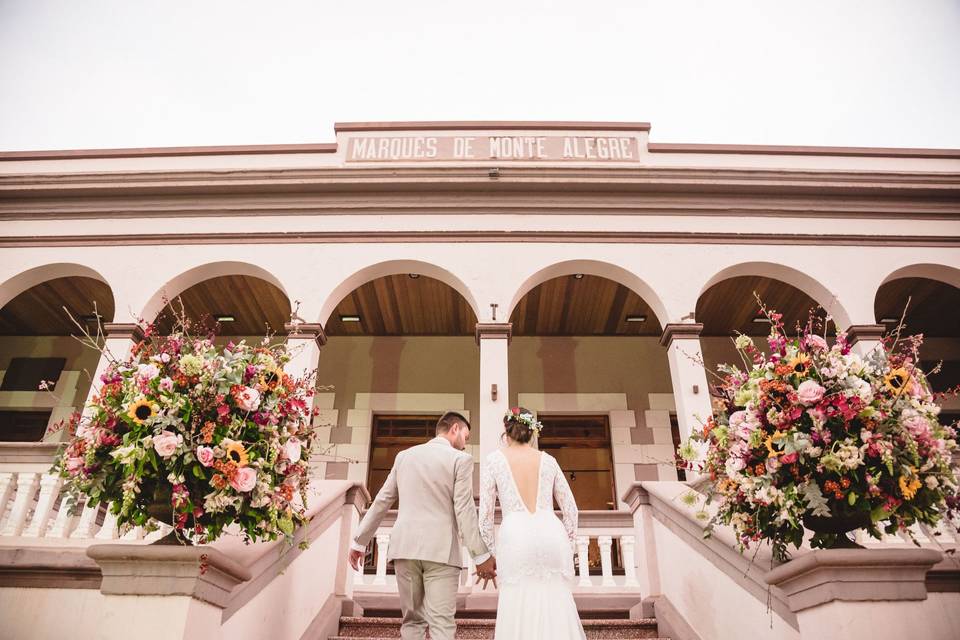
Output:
[0, 472, 39, 537]
[47, 322, 142, 444]
[22, 473, 62, 537]
[373, 533, 391, 585]
[660, 323, 713, 443]
[620, 534, 640, 587]
[576, 535, 592, 587]
[283, 322, 326, 389]
[476, 323, 511, 464]
[80, 323, 145, 421]
[598, 535, 615, 587]
[846, 324, 886, 358]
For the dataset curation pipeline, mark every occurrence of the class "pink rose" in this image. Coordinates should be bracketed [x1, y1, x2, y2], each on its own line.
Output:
[805, 335, 828, 351]
[137, 363, 160, 380]
[158, 377, 174, 392]
[196, 446, 214, 467]
[230, 467, 257, 492]
[282, 436, 302, 463]
[781, 452, 798, 464]
[234, 386, 261, 412]
[65, 457, 84, 475]
[796, 380, 826, 406]
[153, 431, 181, 458]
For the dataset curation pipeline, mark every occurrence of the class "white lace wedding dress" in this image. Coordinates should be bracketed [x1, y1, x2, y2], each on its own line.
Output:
[479, 449, 586, 640]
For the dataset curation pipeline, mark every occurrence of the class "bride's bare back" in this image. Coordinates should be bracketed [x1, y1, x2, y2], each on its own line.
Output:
[501, 445, 543, 514]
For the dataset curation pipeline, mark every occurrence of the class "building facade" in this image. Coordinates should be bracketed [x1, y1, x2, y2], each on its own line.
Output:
[0, 122, 958, 639]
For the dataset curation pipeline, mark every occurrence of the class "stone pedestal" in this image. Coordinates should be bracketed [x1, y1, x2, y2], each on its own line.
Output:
[87, 544, 252, 640]
[764, 548, 951, 640]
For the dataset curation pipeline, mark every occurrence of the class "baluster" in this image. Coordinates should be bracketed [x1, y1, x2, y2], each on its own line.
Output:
[0, 472, 14, 518]
[598, 535, 615, 587]
[929, 519, 957, 544]
[1, 472, 39, 537]
[620, 535, 639, 587]
[48, 493, 79, 538]
[373, 533, 390, 585]
[121, 525, 144, 541]
[354, 544, 366, 586]
[72, 501, 101, 539]
[907, 523, 929, 543]
[576, 535, 592, 587]
[23, 474, 62, 537]
[94, 504, 120, 540]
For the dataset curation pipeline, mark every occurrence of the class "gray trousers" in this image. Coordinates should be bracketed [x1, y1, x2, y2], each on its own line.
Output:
[393, 559, 461, 640]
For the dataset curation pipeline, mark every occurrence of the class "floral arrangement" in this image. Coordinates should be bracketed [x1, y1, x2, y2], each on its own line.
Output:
[679, 305, 960, 561]
[505, 407, 544, 435]
[53, 310, 321, 544]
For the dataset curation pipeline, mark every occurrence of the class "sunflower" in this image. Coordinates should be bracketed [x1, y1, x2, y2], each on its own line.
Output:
[764, 431, 786, 458]
[884, 368, 911, 394]
[127, 398, 158, 424]
[899, 474, 922, 500]
[786, 353, 811, 376]
[224, 440, 249, 467]
[259, 365, 285, 391]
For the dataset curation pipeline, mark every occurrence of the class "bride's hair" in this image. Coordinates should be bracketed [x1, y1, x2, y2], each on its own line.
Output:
[503, 406, 537, 444]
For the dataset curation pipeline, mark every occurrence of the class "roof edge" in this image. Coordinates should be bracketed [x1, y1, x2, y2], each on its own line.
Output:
[0, 143, 339, 161]
[334, 120, 654, 133]
[648, 142, 960, 159]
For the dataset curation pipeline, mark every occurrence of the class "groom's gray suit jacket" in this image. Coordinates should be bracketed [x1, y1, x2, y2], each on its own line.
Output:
[352, 436, 489, 567]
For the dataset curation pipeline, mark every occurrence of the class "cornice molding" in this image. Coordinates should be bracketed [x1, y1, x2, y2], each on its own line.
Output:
[846, 324, 887, 345]
[1, 190, 957, 221]
[284, 322, 328, 347]
[1, 166, 958, 200]
[660, 323, 705, 347]
[102, 322, 145, 342]
[475, 322, 513, 346]
[3, 230, 959, 248]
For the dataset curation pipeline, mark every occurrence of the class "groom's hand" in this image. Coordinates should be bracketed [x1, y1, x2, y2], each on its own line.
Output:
[348, 548, 364, 572]
[474, 556, 497, 589]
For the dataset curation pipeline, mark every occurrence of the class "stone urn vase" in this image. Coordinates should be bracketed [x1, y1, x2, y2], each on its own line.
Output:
[146, 484, 191, 546]
[802, 509, 871, 549]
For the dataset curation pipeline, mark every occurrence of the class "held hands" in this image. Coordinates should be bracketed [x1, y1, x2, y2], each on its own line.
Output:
[473, 556, 497, 590]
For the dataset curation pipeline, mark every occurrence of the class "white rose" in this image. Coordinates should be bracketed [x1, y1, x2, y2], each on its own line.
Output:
[235, 386, 261, 412]
[282, 436, 302, 463]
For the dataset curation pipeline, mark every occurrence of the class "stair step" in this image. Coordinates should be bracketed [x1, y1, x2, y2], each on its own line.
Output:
[337, 616, 662, 639]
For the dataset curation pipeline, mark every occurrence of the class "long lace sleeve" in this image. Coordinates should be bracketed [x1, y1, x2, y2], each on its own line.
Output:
[551, 457, 579, 552]
[478, 458, 497, 557]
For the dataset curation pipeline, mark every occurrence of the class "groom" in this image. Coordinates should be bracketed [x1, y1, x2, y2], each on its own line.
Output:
[347, 411, 496, 640]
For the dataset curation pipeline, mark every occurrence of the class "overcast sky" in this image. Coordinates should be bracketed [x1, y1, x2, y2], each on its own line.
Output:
[1, 0, 958, 151]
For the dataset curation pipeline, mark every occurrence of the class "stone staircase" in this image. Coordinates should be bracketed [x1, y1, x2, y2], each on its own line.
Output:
[330, 613, 668, 639]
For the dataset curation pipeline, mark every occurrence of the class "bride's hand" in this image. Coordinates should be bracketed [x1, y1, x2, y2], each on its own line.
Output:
[472, 571, 497, 590]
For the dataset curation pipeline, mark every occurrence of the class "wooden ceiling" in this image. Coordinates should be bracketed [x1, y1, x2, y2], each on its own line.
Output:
[875, 278, 960, 338]
[510, 275, 661, 336]
[154, 275, 290, 336]
[0, 277, 114, 336]
[326, 274, 477, 336]
[696, 276, 828, 337]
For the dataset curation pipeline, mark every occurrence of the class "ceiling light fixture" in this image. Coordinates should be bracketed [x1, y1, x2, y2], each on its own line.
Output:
[752, 317, 772, 324]
[625, 315, 647, 323]
[408, 273, 420, 279]
[215, 314, 236, 323]
[573, 273, 584, 279]
[79, 313, 103, 323]
[340, 315, 362, 323]
[879, 317, 899, 324]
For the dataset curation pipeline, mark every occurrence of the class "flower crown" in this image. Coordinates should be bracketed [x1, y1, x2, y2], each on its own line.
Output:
[505, 407, 543, 435]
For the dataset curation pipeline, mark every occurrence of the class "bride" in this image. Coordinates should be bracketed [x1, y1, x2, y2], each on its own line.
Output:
[479, 407, 586, 640]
